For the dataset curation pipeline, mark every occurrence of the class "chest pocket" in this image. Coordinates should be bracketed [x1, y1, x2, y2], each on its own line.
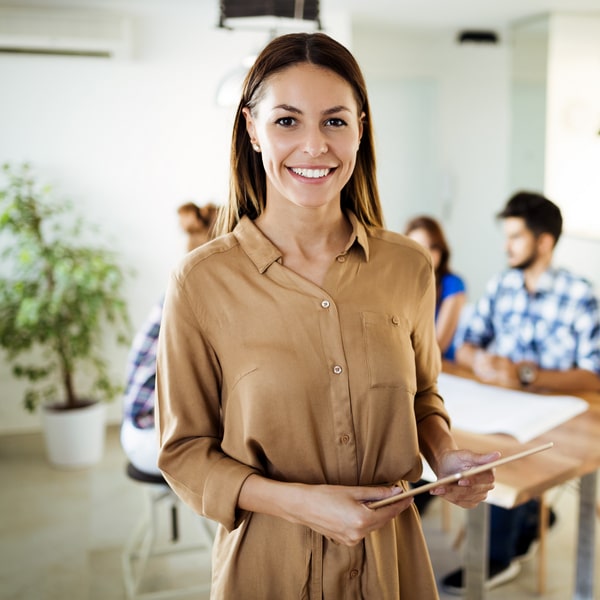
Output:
[362, 311, 416, 392]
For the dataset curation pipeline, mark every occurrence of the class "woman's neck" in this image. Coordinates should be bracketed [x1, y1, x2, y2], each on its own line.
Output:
[255, 205, 352, 286]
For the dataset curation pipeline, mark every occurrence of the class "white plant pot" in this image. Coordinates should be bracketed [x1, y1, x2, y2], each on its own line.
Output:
[42, 402, 107, 468]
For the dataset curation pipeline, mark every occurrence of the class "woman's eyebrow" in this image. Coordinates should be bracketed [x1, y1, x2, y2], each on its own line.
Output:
[273, 104, 301, 113]
[272, 104, 352, 115]
[323, 105, 352, 116]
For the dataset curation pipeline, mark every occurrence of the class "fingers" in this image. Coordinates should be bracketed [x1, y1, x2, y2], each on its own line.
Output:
[457, 467, 497, 488]
[475, 451, 502, 465]
[359, 484, 403, 501]
[432, 458, 497, 507]
[311, 484, 414, 547]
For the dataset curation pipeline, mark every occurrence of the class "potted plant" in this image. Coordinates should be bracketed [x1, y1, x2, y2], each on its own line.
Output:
[0, 162, 131, 468]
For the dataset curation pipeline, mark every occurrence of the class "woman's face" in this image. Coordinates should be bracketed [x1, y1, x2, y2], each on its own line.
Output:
[243, 63, 363, 213]
[407, 228, 441, 269]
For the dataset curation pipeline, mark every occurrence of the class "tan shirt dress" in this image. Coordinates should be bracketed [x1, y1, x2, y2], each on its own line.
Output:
[156, 213, 449, 599]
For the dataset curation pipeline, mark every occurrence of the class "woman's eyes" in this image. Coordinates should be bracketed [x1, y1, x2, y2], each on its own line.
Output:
[275, 116, 296, 127]
[274, 117, 348, 128]
[324, 118, 347, 127]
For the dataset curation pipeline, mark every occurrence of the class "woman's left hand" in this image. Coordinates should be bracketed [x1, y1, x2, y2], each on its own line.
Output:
[428, 449, 500, 508]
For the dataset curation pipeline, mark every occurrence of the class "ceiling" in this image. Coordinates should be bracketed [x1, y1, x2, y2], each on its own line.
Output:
[322, 0, 600, 30]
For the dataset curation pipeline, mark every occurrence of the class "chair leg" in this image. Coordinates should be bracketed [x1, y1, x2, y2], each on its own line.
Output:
[537, 495, 548, 595]
[452, 523, 466, 550]
[122, 486, 162, 599]
[441, 500, 452, 533]
[170, 503, 179, 542]
[122, 484, 214, 599]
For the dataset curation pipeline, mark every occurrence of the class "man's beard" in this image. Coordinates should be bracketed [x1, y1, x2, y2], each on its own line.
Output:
[511, 248, 537, 270]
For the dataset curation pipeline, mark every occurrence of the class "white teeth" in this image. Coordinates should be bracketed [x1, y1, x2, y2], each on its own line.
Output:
[291, 167, 330, 179]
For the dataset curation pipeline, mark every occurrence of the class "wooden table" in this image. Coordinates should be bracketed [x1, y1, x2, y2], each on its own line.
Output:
[442, 361, 600, 600]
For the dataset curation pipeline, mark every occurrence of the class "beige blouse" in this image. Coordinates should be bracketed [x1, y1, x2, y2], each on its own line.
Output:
[157, 213, 449, 599]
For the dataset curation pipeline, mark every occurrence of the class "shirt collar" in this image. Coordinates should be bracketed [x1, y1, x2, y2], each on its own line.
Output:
[233, 212, 370, 274]
[535, 267, 559, 295]
[346, 211, 370, 261]
[507, 266, 558, 295]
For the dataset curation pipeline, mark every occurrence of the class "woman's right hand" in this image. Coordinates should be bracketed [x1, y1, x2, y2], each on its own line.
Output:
[282, 482, 414, 546]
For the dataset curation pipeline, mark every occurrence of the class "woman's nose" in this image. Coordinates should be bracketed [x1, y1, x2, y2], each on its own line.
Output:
[303, 129, 328, 157]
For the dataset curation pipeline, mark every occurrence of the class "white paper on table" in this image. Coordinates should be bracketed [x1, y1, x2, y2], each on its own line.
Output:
[437, 372, 589, 443]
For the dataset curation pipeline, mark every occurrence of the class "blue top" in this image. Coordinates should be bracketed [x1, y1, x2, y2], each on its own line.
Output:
[437, 272, 466, 361]
[462, 267, 600, 373]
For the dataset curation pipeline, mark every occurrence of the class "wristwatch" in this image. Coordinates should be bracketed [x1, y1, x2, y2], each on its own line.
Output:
[517, 363, 538, 387]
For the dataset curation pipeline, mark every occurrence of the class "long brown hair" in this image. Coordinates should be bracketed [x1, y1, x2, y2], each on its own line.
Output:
[215, 32, 383, 235]
[404, 215, 452, 305]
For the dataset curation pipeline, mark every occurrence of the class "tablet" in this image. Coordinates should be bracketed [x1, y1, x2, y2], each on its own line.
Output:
[366, 441, 554, 509]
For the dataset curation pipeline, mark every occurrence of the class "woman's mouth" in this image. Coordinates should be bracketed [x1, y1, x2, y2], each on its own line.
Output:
[289, 167, 332, 179]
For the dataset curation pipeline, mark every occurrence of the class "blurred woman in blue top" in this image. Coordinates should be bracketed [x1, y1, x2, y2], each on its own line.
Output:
[405, 215, 466, 360]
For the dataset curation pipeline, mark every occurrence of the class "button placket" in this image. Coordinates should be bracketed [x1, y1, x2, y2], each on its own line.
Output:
[316, 292, 357, 482]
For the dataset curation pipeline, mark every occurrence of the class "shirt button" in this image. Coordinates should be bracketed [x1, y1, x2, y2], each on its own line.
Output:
[391, 316, 400, 325]
[336, 255, 346, 263]
[340, 434, 351, 444]
[349, 569, 359, 579]
[333, 365, 343, 375]
[321, 300, 330, 309]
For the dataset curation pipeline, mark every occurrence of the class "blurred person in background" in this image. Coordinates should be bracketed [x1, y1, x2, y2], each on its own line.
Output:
[120, 202, 218, 475]
[405, 215, 467, 361]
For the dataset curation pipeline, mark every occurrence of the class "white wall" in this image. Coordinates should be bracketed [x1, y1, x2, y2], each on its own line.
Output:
[354, 25, 509, 300]
[544, 14, 600, 285]
[1, 2, 598, 433]
[355, 18, 600, 308]
[506, 13, 600, 292]
[0, 0, 348, 433]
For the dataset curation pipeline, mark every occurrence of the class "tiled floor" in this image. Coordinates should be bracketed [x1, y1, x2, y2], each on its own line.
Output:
[1, 426, 598, 599]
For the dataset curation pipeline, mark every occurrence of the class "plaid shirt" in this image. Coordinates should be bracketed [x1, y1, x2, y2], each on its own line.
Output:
[463, 267, 600, 374]
[123, 299, 163, 429]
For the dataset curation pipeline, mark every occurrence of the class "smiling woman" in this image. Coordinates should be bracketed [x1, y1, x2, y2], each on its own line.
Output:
[242, 63, 363, 221]
[155, 32, 500, 600]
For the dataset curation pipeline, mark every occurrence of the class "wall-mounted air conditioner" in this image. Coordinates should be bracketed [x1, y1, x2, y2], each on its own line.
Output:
[0, 6, 132, 58]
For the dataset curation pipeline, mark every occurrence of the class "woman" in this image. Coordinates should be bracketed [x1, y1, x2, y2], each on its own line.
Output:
[156, 32, 498, 599]
[405, 216, 467, 361]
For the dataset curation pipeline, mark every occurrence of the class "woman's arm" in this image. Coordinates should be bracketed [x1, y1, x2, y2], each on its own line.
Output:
[238, 474, 415, 546]
[436, 291, 466, 354]
[530, 367, 600, 392]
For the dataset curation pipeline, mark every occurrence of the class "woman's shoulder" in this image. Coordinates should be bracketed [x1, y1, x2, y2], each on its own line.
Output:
[370, 227, 431, 259]
[173, 232, 240, 279]
[441, 272, 466, 295]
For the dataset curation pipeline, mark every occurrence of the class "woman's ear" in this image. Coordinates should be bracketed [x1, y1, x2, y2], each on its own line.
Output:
[242, 107, 256, 141]
[359, 111, 365, 141]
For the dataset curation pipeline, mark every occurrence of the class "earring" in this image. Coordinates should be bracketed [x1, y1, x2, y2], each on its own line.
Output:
[252, 143, 261, 152]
